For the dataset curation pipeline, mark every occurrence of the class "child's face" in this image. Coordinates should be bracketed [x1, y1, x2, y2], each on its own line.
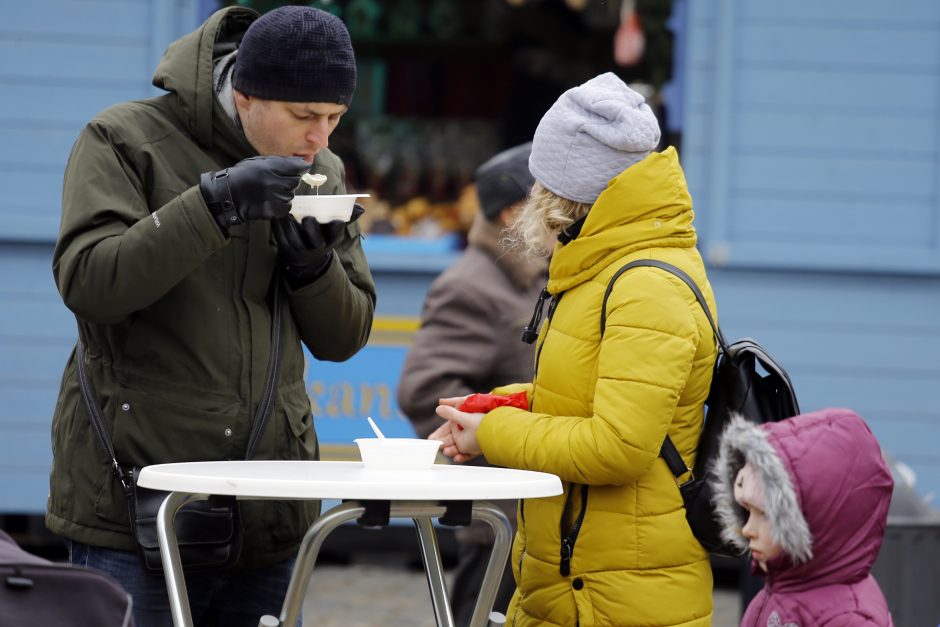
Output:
[739, 502, 783, 572]
[734, 465, 783, 572]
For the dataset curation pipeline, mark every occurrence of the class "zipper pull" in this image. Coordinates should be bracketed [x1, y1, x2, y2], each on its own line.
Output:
[559, 537, 572, 576]
[521, 288, 550, 344]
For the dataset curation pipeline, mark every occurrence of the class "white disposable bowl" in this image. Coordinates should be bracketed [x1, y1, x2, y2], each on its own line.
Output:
[289, 194, 370, 224]
[354, 438, 443, 470]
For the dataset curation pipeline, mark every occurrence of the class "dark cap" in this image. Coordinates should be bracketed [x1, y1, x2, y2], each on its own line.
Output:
[474, 143, 535, 221]
[233, 6, 357, 105]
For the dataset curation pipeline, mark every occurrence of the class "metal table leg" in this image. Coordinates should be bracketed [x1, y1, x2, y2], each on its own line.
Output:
[414, 516, 455, 627]
[415, 501, 513, 627]
[275, 501, 366, 627]
[468, 503, 513, 627]
[242, 499, 509, 627]
[156, 491, 210, 627]
[276, 501, 452, 627]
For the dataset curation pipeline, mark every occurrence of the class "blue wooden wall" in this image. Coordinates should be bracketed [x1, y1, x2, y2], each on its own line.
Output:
[0, 0, 200, 512]
[3, 0, 940, 515]
[1, 0, 202, 240]
[681, 0, 940, 504]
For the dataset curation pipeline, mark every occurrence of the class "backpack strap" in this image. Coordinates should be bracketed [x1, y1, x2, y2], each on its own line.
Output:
[600, 259, 726, 480]
[602, 259, 729, 353]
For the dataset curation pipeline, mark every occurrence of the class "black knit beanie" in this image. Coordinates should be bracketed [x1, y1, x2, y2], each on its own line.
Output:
[475, 143, 535, 221]
[233, 6, 357, 105]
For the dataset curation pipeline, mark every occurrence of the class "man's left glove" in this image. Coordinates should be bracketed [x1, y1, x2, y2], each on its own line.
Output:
[271, 204, 365, 286]
[200, 156, 310, 233]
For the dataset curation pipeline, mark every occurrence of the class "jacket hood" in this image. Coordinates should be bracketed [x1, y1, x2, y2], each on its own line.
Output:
[713, 409, 894, 590]
[546, 146, 698, 294]
[152, 7, 257, 152]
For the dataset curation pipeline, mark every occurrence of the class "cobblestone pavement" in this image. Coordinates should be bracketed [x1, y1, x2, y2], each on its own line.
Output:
[303, 561, 740, 627]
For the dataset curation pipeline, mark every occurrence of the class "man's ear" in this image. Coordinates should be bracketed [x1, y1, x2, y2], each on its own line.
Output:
[233, 89, 251, 112]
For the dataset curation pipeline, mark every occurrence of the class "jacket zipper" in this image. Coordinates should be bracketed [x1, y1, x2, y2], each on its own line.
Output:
[523, 291, 560, 544]
[533, 292, 563, 379]
[514, 289, 563, 533]
[524, 290, 589, 577]
[559, 484, 589, 576]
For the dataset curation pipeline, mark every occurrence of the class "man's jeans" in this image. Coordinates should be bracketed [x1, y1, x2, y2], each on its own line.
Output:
[66, 540, 302, 627]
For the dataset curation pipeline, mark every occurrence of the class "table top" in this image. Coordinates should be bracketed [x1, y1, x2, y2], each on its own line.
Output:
[137, 460, 562, 501]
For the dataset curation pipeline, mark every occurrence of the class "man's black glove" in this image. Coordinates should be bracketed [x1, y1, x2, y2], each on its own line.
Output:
[200, 155, 311, 233]
[271, 204, 365, 286]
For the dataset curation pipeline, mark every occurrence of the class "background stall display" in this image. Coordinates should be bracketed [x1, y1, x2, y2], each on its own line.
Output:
[225, 0, 675, 239]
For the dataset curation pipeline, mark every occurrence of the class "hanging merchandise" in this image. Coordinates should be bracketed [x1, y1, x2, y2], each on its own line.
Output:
[583, 0, 622, 29]
[428, 0, 461, 39]
[308, 0, 342, 17]
[387, 0, 422, 38]
[345, 0, 381, 38]
[481, 0, 512, 41]
[614, 0, 645, 66]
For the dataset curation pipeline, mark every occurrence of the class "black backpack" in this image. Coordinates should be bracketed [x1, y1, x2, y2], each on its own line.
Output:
[602, 259, 800, 557]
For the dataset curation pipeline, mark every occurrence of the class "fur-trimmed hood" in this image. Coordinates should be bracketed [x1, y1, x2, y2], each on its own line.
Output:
[712, 408, 893, 589]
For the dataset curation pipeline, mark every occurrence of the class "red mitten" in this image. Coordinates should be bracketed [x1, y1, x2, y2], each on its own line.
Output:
[458, 391, 529, 413]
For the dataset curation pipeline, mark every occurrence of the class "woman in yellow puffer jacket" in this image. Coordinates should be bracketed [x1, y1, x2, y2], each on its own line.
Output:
[432, 73, 717, 626]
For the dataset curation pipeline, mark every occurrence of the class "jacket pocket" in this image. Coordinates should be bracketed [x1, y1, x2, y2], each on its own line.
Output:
[109, 383, 242, 467]
[279, 385, 318, 461]
[96, 384, 243, 525]
[269, 385, 320, 541]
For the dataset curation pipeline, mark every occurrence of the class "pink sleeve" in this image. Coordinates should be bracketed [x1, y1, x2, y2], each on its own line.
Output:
[822, 613, 885, 627]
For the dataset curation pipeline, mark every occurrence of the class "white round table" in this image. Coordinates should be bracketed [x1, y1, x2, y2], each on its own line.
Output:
[138, 460, 562, 627]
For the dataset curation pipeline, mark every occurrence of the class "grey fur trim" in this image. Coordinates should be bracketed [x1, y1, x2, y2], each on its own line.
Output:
[214, 50, 240, 127]
[711, 415, 813, 563]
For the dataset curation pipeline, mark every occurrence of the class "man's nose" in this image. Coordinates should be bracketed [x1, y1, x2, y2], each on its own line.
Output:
[306, 118, 331, 149]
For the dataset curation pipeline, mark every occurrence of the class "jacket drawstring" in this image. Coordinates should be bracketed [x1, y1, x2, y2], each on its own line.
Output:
[521, 288, 550, 344]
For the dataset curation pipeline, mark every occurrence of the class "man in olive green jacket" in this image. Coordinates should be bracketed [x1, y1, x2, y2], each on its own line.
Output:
[47, 6, 375, 625]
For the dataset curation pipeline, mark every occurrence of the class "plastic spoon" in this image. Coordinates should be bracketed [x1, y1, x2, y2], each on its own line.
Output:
[366, 416, 386, 439]
[301, 172, 327, 195]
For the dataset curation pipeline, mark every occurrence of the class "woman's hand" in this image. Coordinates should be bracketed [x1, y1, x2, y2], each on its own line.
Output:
[431, 403, 484, 463]
[437, 395, 469, 409]
[428, 422, 469, 461]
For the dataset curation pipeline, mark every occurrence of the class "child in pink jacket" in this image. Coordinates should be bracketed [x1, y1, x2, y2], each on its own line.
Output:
[712, 408, 894, 626]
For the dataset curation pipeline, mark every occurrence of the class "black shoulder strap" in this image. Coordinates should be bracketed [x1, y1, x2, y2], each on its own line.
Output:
[600, 259, 726, 479]
[77, 278, 285, 484]
[601, 259, 729, 353]
[245, 278, 284, 458]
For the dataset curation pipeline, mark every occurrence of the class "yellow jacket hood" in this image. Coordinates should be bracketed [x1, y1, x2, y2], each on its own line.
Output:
[548, 147, 697, 294]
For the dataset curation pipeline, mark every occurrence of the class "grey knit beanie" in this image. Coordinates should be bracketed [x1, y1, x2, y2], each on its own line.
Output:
[475, 143, 534, 221]
[233, 6, 357, 105]
[528, 72, 660, 204]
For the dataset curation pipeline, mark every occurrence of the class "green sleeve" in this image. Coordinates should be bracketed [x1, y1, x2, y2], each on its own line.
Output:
[53, 121, 225, 324]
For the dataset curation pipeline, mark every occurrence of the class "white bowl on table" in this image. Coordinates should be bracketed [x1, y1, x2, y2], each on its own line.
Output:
[289, 193, 370, 224]
[354, 438, 443, 470]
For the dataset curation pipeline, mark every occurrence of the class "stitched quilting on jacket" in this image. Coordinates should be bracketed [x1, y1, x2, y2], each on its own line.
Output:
[478, 148, 716, 626]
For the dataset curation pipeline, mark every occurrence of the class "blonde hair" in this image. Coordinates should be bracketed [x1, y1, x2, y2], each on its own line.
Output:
[508, 182, 592, 259]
